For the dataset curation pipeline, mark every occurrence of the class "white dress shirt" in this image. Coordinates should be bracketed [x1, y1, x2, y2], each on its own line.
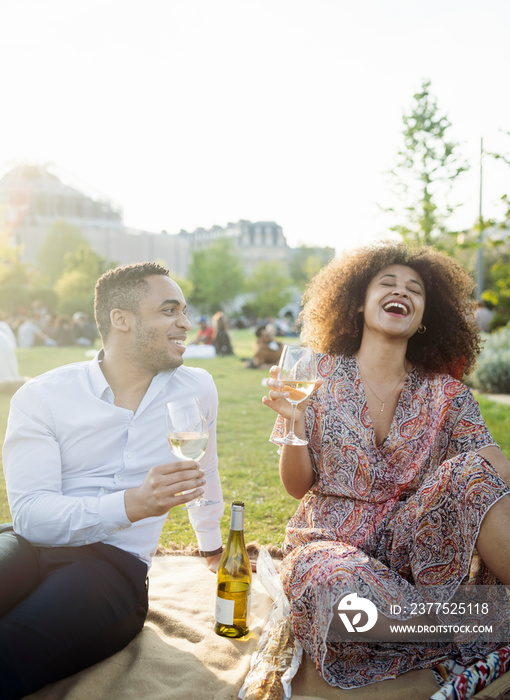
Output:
[3, 351, 224, 567]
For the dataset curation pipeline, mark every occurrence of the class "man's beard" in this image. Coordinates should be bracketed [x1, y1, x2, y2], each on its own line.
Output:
[132, 327, 183, 373]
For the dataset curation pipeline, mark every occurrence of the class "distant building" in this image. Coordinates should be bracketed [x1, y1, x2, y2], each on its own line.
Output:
[0, 163, 190, 277]
[0, 163, 329, 280]
[179, 219, 290, 274]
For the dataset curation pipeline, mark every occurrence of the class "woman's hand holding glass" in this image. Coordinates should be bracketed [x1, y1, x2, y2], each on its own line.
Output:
[263, 345, 322, 446]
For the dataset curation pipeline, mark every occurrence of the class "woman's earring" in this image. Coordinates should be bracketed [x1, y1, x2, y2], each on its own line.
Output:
[418, 324, 426, 334]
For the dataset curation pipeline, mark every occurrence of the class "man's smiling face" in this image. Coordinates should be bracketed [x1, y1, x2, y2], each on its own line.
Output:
[129, 275, 192, 372]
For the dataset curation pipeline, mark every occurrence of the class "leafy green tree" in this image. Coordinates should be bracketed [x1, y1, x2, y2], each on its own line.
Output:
[54, 244, 111, 316]
[290, 246, 335, 290]
[483, 251, 510, 329]
[475, 135, 510, 326]
[385, 79, 468, 246]
[0, 243, 36, 314]
[479, 197, 510, 328]
[0, 242, 31, 286]
[0, 282, 32, 314]
[246, 261, 293, 319]
[188, 238, 244, 314]
[0, 243, 61, 314]
[36, 219, 87, 283]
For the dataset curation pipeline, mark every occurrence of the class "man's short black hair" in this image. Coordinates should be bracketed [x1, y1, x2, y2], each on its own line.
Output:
[94, 262, 170, 342]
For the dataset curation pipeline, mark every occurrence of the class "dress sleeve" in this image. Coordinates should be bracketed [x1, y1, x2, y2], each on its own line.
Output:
[446, 382, 497, 459]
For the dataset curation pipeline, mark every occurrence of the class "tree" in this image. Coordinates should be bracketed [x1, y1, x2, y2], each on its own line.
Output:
[246, 261, 293, 319]
[36, 219, 87, 283]
[0, 242, 31, 286]
[54, 244, 112, 316]
[483, 247, 510, 329]
[385, 79, 468, 246]
[290, 246, 335, 291]
[188, 238, 245, 314]
[0, 242, 36, 314]
[478, 141, 510, 327]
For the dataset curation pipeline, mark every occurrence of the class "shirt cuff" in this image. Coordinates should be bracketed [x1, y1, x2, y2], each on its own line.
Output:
[193, 526, 222, 554]
[98, 490, 132, 534]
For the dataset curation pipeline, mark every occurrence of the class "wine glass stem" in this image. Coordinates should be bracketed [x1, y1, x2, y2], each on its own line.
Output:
[287, 401, 298, 438]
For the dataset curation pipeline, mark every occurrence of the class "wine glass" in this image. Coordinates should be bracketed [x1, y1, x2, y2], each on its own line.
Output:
[165, 397, 218, 509]
[273, 345, 317, 446]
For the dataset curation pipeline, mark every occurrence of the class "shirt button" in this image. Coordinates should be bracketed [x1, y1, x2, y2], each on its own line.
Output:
[104, 488, 110, 494]
[118, 475, 123, 481]
[126, 453, 132, 459]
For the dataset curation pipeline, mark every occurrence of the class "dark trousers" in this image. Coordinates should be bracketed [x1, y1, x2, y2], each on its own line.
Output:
[0, 530, 149, 700]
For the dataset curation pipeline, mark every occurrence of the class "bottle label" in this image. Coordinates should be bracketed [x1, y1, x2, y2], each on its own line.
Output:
[215, 595, 235, 625]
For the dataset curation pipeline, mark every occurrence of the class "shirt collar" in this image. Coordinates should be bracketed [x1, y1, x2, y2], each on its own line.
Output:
[88, 348, 178, 406]
[89, 349, 112, 401]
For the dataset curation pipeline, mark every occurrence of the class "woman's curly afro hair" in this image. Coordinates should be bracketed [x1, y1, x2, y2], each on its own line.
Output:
[299, 241, 480, 377]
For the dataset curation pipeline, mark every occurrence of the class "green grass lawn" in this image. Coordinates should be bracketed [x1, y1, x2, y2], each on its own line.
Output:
[1, 330, 510, 551]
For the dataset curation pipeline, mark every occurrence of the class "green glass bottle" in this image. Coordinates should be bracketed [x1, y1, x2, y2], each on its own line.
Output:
[214, 501, 252, 638]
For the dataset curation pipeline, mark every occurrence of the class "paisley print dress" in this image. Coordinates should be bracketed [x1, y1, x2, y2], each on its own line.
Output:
[270, 354, 510, 688]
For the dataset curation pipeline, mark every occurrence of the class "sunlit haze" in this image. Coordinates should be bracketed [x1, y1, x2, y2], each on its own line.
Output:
[1, 0, 509, 254]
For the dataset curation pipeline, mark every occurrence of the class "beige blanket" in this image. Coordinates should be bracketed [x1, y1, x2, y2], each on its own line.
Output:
[25, 556, 510, 699]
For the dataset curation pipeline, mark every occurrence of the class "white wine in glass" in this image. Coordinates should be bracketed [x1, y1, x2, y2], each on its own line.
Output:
[165, 397, 218, 509]
[274, 345, 317, 446]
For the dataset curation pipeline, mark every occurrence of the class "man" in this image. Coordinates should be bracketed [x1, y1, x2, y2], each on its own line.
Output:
[190, 315, 214, 345]
[72, 311, 99, 346]
[0, 262, 224, 699]
[15, 315, 46, 348]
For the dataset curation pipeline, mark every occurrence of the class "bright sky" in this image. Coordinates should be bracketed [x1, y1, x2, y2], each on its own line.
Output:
[1, 0, 509, 254]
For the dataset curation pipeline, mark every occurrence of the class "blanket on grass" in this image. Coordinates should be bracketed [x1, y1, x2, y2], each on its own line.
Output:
[25, 555, 510, 700]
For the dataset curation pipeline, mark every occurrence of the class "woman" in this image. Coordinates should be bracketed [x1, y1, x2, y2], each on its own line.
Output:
[212, 311, 234, 356]
[263, 242, 510, 688]
[245, 325, 283, 369]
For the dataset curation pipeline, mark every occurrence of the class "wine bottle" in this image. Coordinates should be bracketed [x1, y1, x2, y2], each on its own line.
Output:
[215, 500, 252, 638]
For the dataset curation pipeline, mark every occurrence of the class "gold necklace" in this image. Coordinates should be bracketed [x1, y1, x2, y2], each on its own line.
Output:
[358, 364, 408, 413]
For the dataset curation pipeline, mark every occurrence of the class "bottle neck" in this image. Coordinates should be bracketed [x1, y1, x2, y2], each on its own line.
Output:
[229, 503, 245, 531]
